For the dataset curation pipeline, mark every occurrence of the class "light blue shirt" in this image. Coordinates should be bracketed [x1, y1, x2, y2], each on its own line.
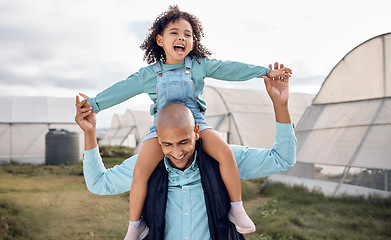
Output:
[83, 122, 296, 240]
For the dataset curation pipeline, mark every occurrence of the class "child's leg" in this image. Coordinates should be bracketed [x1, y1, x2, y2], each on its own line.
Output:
[200, 129, 255, 234]
[199, 129, 241, 202]
[129, 137, 164, 221]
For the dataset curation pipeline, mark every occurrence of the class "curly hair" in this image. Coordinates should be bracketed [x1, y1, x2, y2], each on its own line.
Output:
[140, 5, 212, 64]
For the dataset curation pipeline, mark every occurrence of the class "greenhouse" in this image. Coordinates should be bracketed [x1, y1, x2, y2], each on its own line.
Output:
[270, 32, 391, 198]
[0, 96, 82, 164]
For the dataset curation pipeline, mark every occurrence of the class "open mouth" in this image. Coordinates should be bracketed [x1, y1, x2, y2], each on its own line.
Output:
[174, 45, 185, 54]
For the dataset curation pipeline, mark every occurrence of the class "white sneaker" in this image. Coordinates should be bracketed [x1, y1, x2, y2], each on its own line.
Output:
[228, 205, 256, 234]
[124, 221, 149, 240]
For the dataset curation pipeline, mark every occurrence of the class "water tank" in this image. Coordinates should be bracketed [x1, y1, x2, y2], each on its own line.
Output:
[45, 129, 80, 165]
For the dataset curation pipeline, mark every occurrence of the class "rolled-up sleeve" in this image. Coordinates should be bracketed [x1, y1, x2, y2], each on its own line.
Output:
[232, 122, 297, 180]
[83, 145, 137, 195]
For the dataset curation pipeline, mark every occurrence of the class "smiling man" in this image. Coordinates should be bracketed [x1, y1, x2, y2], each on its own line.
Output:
[155, 103, 200, 170]
[142, 103, 245, 239]
[75, 63, 297, 240]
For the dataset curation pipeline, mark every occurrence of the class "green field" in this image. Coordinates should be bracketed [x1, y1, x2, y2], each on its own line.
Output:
[1, 161, 390, 240]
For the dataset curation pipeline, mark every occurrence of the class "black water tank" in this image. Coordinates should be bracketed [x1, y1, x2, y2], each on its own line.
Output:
[45, 129, 80, 165]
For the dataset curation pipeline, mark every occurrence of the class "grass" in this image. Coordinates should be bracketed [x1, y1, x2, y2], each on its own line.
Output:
[0, 158, 128, 240]
[245, 182, 391, 240]
[1, 161, 390, 239]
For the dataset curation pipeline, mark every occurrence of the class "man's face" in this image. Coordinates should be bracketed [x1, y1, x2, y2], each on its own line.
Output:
[156, 124, 199, 169]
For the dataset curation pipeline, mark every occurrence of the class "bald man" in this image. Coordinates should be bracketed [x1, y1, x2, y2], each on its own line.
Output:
[75, 63, 297, 240]
[154, 103, 201, 171]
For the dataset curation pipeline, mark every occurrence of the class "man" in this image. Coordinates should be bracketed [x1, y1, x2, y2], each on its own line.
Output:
[75, 63, 297, 240]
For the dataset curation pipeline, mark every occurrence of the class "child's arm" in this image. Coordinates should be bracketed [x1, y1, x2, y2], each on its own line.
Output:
[204, 58, 270, 81]
[203, 58, 291, 82]
[87, 71, 145, 114]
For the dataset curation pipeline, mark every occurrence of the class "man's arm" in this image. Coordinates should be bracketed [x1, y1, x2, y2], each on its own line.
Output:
[83, 146, 136, 195]
[233, 122, 296, 180]
[75, 94, 98, 150]
[75, 95, 135, 195]
[263, 62, 292, 124]
[234, 62, 296, 179]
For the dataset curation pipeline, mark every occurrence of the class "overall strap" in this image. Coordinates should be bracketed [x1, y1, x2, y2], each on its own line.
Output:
[185, 56, 192, 75]
[153, 61, 163, 77]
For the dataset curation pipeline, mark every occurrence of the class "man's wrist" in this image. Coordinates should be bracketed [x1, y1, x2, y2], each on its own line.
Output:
[84, 128, 96, 135]
[84, 129, 98, 150]
[273, 102, 291, 123]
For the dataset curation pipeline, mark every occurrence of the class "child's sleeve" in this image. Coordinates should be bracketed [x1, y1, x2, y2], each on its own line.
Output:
[88, 71, 144, 114]
[204, 58, 270, 82]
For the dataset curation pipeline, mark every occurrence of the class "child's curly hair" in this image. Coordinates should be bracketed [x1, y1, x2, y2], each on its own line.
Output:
[141, 5, 212, 64]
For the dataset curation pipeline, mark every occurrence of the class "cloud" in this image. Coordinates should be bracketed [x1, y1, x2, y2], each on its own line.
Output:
[128, 21, 153, 45]
[1, 0, 390, 102]
[3, 1, 391, 131]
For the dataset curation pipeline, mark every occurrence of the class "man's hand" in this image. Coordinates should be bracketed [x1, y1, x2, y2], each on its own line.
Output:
[75, 94, 96, 134]
[263, 62, 292, 123]
[263, 62, 291, 105]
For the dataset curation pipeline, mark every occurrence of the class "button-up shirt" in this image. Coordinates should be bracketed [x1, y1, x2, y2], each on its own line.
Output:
[83, 122, 296, 240]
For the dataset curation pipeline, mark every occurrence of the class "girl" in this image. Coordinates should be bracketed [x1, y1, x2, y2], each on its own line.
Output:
[86, 5, 291, 239]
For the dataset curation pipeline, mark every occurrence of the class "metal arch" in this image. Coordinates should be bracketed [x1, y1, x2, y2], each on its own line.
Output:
[206, 86, 244, 145]
[120, 126, 135, 146]
[205, 86, 230, 113]
[127, 110, 140, 141]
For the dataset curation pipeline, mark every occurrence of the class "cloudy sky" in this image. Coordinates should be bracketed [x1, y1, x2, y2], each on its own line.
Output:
[1, 0, 390, 128]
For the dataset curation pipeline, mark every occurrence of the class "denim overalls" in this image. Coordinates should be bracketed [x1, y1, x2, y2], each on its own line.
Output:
[143, 56, 212, 141]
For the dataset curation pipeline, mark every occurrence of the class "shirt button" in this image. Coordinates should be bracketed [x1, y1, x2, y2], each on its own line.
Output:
[184, 190, 187, 193]
[182, 173, 185, 176]
[185, 237, 188, 239]
[185, 212, 188, 216]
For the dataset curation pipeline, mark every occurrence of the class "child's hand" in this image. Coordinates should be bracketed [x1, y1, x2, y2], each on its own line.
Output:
[267, 66, 292, 80]
[79, 93, 92, 109]
[75, 94, 96, 133]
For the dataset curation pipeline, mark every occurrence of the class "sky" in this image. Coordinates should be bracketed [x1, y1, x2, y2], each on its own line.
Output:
[1, 0, 390, 128]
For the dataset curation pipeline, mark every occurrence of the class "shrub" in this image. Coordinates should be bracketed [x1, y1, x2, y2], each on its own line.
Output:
[0, 200, 30, 239]
[99, 145, 134, 158]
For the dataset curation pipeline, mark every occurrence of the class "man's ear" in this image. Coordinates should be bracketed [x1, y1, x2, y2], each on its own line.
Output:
[155, 129, 161, 144]
[156, 34, 163, 47]
[194, 124, 200, 140]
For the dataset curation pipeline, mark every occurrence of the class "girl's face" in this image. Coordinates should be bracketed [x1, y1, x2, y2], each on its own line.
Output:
[156, 18, 194, 65]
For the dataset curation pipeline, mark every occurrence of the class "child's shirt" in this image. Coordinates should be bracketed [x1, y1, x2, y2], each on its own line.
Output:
[88, 57, 269, 115]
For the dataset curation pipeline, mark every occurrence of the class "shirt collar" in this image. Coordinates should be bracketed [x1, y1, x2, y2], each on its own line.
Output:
[163, 150, 198, 174]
